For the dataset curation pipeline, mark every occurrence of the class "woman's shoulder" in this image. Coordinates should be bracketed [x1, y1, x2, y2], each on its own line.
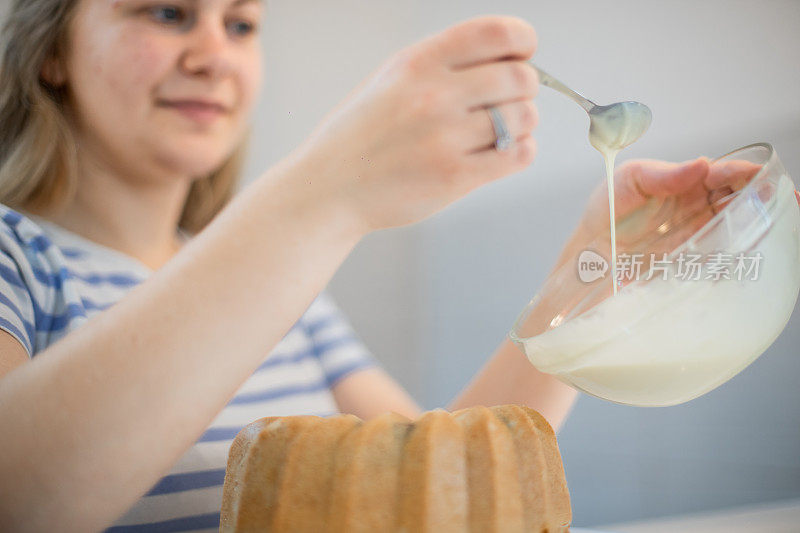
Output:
[0, 204, 149, 299]
[0, 204, 89, 308]
[0, 203, 152, 277]
[0, 203, 59, 266]
[0, 204, 67, 356]
[0, 203, 90, 271]
[0, 203, 153, 356]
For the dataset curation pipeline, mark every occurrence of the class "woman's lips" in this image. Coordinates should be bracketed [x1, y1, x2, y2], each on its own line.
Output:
[157, 99, 228, 125]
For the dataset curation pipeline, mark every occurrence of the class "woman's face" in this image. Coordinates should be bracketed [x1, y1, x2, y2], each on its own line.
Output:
[59, 0, 263, 181]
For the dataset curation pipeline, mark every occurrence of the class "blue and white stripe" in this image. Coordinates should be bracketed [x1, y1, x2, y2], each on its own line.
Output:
[0, 205, 377, 532]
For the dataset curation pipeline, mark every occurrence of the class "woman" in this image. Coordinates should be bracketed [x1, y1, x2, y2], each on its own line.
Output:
[0, 0, 769, 531]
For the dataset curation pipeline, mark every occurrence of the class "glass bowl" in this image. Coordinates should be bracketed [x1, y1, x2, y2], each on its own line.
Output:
[509, 143, 800, 406]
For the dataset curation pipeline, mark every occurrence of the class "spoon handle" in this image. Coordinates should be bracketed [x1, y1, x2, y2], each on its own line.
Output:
[530, 62, 596, 113]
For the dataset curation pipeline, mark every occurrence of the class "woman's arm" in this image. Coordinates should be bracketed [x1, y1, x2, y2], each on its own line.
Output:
[0, 157, 365, 532]
[332, 343, 577, 432]
[447, 340, 578, 432]
[333, 367, 423, 420]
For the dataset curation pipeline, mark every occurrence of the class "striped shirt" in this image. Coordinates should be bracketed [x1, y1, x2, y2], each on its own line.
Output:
[0, 204, 377, 532]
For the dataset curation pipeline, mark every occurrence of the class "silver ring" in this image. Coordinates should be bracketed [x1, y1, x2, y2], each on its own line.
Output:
[488, 106, 513, 151]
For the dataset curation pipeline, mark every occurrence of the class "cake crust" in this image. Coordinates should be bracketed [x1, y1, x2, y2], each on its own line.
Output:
[220, 406, 571, 532]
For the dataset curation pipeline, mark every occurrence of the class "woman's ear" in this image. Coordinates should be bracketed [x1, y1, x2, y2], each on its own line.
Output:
[40, 55, 66, 87]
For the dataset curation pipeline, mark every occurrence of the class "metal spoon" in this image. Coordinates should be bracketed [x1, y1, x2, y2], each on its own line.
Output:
[530, 63, 652, 153]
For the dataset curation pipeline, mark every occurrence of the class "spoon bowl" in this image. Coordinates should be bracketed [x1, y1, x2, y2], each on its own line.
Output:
[588, 101, 652, 153]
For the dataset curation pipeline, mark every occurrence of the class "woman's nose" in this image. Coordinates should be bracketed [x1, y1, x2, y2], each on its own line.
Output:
[179, 18, 234, 79]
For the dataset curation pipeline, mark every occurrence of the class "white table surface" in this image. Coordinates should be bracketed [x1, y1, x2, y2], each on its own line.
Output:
[587, 497, 800, 533]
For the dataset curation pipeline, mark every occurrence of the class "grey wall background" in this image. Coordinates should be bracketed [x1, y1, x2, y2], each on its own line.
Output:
[243, 0, 800, 527]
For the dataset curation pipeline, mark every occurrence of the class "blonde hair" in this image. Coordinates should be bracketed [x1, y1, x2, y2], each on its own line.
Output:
[0, 0, 247, 235]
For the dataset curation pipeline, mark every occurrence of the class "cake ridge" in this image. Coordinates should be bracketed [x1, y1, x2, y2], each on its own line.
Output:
[329, 411, 411, 532]
[272, 415, 361, 531]
[398, 409, 468, 532]
[453, 405, 525, 532]
[491, 405, 571, 530]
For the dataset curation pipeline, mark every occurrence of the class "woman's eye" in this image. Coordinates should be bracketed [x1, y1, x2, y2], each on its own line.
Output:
[228, 20, 257, 37]
[148, 5, 186, 25]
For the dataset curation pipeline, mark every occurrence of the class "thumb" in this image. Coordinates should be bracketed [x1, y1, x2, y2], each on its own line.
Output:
[611, 157, 709, 220]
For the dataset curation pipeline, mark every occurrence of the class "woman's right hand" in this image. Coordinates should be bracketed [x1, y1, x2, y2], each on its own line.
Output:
[292, 15, 540, 233]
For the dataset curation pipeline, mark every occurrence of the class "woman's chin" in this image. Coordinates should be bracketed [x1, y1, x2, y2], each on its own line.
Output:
[143, 124, 246, 176]
[151, 147, 234, 179]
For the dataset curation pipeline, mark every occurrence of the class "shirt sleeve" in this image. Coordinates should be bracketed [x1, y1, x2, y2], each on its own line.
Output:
[0, 219, 38, 358]
[301, 289, 379, 387]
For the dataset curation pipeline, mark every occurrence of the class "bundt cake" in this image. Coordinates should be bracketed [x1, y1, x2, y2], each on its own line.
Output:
[220, 405, 571, 532]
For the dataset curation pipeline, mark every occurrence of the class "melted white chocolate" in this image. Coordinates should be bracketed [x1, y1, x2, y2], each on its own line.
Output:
[588, 101, 652, 294]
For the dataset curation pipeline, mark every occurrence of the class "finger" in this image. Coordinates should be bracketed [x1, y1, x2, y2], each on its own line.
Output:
[708, 186, 735, 214]
[612, 157, 710, 217]
[705, 159, 761, 191]
[708, 186, 734, 205]
[631, 157, 711, 197]
[463, 100, 538, 152]
[429, 16, 537, 70]
[796, 190, 800, 207]
[452, 60, 539, 109]
[462, 133, 537, 188]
